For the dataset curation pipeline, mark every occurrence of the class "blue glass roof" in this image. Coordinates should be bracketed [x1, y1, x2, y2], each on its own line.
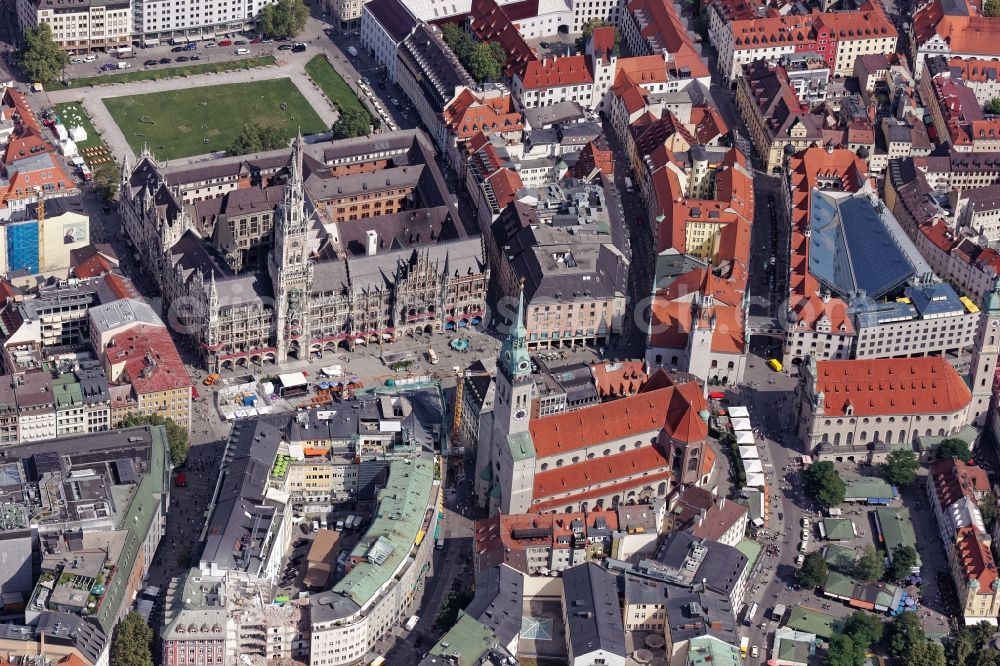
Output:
[809, 192, 914, 300]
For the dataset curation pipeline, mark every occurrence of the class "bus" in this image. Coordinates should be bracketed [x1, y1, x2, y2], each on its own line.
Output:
[744, 602, 759, 626]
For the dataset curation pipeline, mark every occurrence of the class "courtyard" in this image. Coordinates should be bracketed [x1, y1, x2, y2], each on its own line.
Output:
[102, 78, 327, 160]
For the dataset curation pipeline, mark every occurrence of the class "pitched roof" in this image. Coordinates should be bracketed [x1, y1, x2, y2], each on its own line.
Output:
[519, 55, 594, 90]
[105, 325, 192, 395]
[813, 357, 971, 416]
[528, 381, 707, 457]
[955, 525, 998, 589]
[532, 446, 671, 501]
[469, 0, 537, 78]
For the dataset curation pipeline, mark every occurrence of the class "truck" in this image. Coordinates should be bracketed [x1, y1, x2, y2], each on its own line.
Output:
[116, 62, 131, 69]
[404, 616, 419, 631]
[740, 637, 749, 658]
[347, 515, 361, 530]
[346, 45, 358, 57]
[335, 519, 345, 532]
[116, 47, 135, 59]
[772, 604, 786, 622]
[427, 348, 438, 364]
[744, 602, 759, 626]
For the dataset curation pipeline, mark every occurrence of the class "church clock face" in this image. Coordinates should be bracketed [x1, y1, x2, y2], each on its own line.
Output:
[514, 408, 527, 421]
[517, 360, 530, 373]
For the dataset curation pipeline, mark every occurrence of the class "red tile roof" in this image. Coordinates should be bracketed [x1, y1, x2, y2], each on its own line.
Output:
[813, 357, 972, 417]
[949, 56, 1000, 81]
[814, 3, 896, 40]
[73, 254, 117, 279]
[533, 468, 672, 512]
[915, 0, 1000, 57]
[955, 525, 998, 589]
[4, 131, 53, 164]
[591, 360, 648, 398]
[929, 457, 991, 509]
[689, 498, 748, 541]
[627, 0, 709, 78]
[101, 272, 140, 300]
[105, 325, 192, 395]
[474, 510, 619, 565]
[484, 168, 523, 209]
[533, 445, 670, 502]
[519, 55, 593, 90]
[442, 89, 524, 140]
[528, 381, 707, 457]
[470, 0, 537, 78]
[1, 152, 75, 205]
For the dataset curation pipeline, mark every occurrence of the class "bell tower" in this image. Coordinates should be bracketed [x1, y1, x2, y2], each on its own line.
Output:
[494, 281, 534, 434]
[269, 131, 312, 362]
[970, 277, 1000, 426]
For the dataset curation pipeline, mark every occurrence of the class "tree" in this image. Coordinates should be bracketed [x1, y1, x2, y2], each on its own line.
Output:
[948, 622, 1000, 666]
[985, 0, 1000, 17]
[843, 611, 884, 648]
[111, 612, 153, 666]
[796, 550, 828, 588]
[227, 123, 289, 156]
[981, 493, 999, 531]
[887, 612, 945, 666]
[937, 438, 972, 462]
[257, 0, 309, 39]
[332, 107, 370, 139]
[883, 449, 920, 486]
[826, 634, 866, 666]
[440, 23, 505, 82]
[20, 24, 69, 84]
[988, 98, 1000, 114]
[888, 544, 918, 582]
[92, 161, 120, 202]
[804, 461, 846, 508]
[855, 544, 886, 582]
[117, 413, 189, 466]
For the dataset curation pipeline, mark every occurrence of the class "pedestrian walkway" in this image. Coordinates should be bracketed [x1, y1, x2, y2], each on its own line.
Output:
[44, 50, 340, 166]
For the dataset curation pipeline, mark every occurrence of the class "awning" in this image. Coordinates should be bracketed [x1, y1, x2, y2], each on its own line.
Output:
[731, 417, 752, 431]
[278, 371, 308, 387]
[736, 431, 755, 445]
[745, 472, 766, 488]
[709, 391, 726, 399]
[744, 459, 764, 474]
[739, 445, 759, 459]
[143, 38, 160, 46]
[728, 405, 750, 418]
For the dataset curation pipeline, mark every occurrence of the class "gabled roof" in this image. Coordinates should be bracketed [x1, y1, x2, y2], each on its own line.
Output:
[518, 56, 593, 90]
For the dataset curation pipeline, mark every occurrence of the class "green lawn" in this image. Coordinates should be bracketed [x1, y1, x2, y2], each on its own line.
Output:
[52, 102, 116, 169]
[103, 79, 327, 161]
[59, 57, 277, 89]
[304, 54, 367, 116]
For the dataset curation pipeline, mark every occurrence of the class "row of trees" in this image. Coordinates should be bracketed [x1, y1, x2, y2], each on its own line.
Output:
[440, 23, 506, 83]
[826, 612, 884, 666]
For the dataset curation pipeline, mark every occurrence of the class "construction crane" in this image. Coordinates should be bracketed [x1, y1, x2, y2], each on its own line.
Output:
[450, 366, 463, 454]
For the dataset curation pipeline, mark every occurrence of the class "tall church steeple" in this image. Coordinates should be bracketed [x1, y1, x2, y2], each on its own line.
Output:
[970, 277, 1000, 425]
[500, 279, 532, 381]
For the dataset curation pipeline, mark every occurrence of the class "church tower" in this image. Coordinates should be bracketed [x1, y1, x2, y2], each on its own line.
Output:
[486, 283, 537, 514]
[269, 132, 312, 362]
[970, 277, 1000, 426]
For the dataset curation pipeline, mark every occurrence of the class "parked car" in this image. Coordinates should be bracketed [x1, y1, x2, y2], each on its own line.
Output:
[100, 63, 116, 71]
[218, 39, 233, 46]
[251, 36, 262, 44]
[204, 42, 216, 48]
[171, 46, 186, 52]
[144, 59, 158, 66]
[176, 56, 190, 62]
[292, 539, 307, 548]
[190, 55, 201, 60]
[184, 42, 197, 51]
[234, 39, 247, 45]
[391, 98, 400, 106]
[291, 43, 307, 53]
[795, 553, 805, 566]
[159, 57, 171, 64]
[83, 54, 97, 62]
[277, 44, 293, 50]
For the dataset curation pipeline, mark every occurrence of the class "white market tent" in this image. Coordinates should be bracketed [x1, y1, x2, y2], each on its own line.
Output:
[731, 417, 752, 431]
[736, 430, 755, 445]
[728, 405, 750, 418]
[743, 458, 764, 474]
[68, 125, 87, 142]
[746, 472, 766, 488]
[278, 371, 308, 388]
[739, 445, 759, 459]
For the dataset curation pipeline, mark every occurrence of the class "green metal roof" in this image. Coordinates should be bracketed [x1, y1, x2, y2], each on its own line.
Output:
[427, 612, 498, 666]
[777, 637, 813, 664]
[821, 518, 856, 541]
[333, 456, 435, 608]
[843, 476, 895, 500]
[736, 539, 763, 566]
[823, 570, 856, 597]
[824, 544, 858, 571]
[95, 425, 169, 632]
[785, 607, 843, 640]
[875, 507, 921, 567]
[507, 431, 535, 462]
[53, 372, 83, 408]
[688, 636, 741, 666]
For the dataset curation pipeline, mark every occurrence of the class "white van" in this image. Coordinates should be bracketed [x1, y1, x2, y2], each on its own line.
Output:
[83, 54, 97, 63]
[235, 48, 250, 55]
[70, 57, 84, 64]
[311, 520, 319, 533]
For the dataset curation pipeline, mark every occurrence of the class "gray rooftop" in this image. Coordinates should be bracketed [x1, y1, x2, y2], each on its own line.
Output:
[562, 563, 626, 659]
[464, 564, 523, 648]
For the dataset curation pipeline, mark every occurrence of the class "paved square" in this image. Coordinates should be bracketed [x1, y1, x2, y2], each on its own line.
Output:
[103, 79, 327, 160]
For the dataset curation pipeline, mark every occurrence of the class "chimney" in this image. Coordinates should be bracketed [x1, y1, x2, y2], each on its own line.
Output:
[366, 229, 378, 256]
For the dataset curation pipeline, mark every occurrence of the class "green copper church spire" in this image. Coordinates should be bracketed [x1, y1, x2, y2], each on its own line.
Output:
[500, 279, 531, 379]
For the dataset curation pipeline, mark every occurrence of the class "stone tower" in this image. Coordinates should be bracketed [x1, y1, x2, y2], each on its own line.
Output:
[969, 277, 1000, 426]
[269, 132, 312, 363]
[494, 282, 534, 436]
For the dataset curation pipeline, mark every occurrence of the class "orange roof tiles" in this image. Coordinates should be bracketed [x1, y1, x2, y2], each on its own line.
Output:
[689, 498, 748, 541]
[528, 381, 707, 457]
[615, 54, 670, 85]
[949, 56, 1000, 81]
[442, 89, 524, 140]
[729, 14, 815, 48]
[73, 254, 117, 279]
[929, 457, 992, 508]
[533, 445, 670, 502]
[691, 106, 728, 145]
[4, 131, 52, 163]
[519, 56, 593, 90]
[106, 325, 192, 395]
[591, 360, 648, 398]
[813, 357, 972, 417]
[955, 526, 998, 589]
[626, 0, 710, 79]
[915, 0, 1000, 56]
[484, 168, 523, 210]
[814, 4, 896, 40]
